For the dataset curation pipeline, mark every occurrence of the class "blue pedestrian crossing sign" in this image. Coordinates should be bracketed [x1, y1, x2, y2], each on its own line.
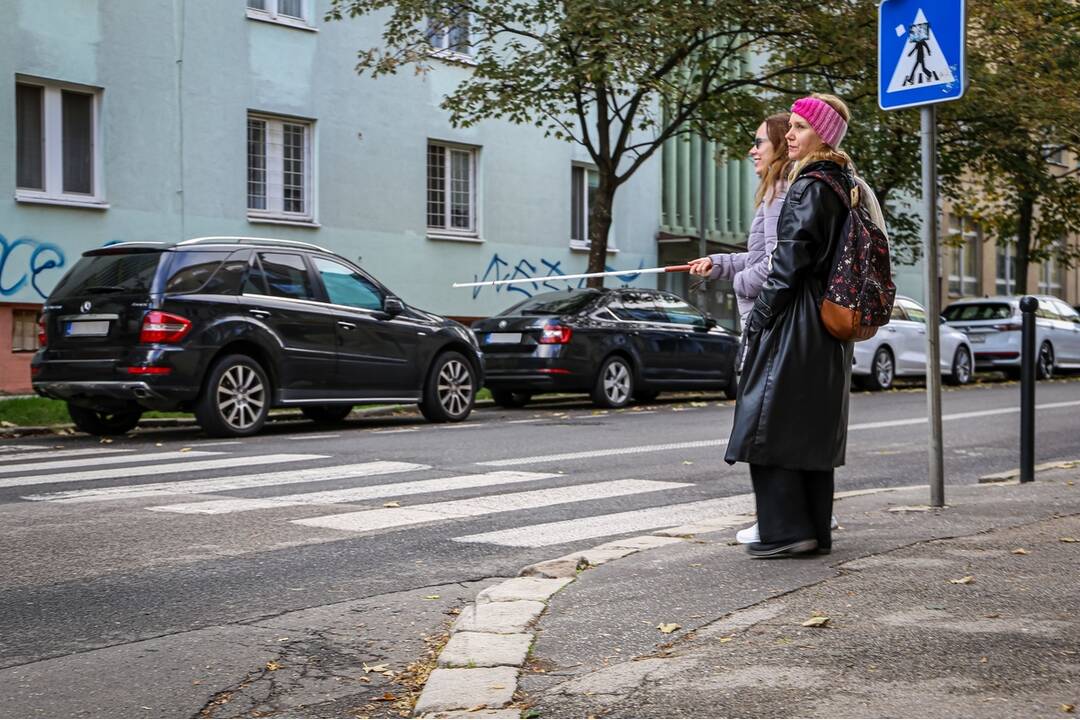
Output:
[879, 0, 966, 110]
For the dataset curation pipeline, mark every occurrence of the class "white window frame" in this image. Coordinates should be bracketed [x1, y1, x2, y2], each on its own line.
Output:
[14, 76, 107, 209]
[247, 113, 317, 225]
[245, 0, 316, 31]
[570, 164, 613, 252]
[947, 216, 980, 297]
[426, 7, 475, 63]
[995, 239, 1016, 296]
[426, 141, 480, 240]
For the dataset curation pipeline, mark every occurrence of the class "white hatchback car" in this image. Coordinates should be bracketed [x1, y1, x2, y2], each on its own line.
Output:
[852, 296, 974, 391]
[943, 296, 1080, 379]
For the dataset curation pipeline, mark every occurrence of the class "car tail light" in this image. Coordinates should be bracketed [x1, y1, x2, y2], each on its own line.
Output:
[139, 311, 191, 344]
[37, 317, 47, 347]
[124, 365, 173, 375]
[992, 323, 1023, 331]
[539, 323, 573, 344]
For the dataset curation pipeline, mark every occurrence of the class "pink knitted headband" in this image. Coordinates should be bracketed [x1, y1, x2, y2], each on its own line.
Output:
[791, 97, 848, 149]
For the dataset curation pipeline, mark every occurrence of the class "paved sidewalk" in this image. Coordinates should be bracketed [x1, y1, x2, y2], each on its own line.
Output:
[519, 470, 1080, 718]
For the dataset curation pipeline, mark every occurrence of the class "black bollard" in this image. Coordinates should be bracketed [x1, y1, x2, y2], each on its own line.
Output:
[1019, 296, 1038, 483]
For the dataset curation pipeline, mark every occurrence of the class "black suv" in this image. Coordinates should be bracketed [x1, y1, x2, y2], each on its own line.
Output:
[32, 237, 482, 437]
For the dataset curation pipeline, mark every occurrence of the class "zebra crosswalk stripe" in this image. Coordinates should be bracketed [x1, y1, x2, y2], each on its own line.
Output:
[0, 450, 220, 478]
[292, 479, 691, 533]
[451, 494, 756, 548]
[23, 460, 426, 503]
[147, 471, 561, 515]
[475, 439, 728, 467]
[4, 453, 326, 490]
[0, 447, 136, 463]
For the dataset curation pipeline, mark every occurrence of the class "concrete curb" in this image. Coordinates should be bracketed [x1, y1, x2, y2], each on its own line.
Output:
[412, 484, 933, 718]
[978, 459, 1080, 483]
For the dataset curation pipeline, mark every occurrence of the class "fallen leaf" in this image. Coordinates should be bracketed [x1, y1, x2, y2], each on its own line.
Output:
[690, 401, 707, 407]
[179, 447, 192, 453]
[657, 623, 681, 634]
[682, 461, 694, 465]
[370, 693, 396, 702]
[801, 615, 830, 628]
[718, 637, 733, 644]
[155, 442, 163, 447]
[359, 676, 370, 682]
[1012, 548, 1029, 555]
[1059, 537, 1078, 543]
[276, 637, 289, 641]
[468, 705, 488, 712]
[100, 437, 113, 444]
[383, 501, 401, 508]
[980, 657, 988, 663]
[265, 661, 282, 671]
[363, 663, 388, 673]
[949, 575, 976, 585]
[424, 594, 440, 600]
[489, 684, 506, 690]
[984, 613, 1001, 619]
[1061, 704, 1074, 713]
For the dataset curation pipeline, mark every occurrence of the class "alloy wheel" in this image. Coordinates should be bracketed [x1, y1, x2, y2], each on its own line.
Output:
[216, 364, 266, 432]
[1038, 343, 1054, 380]
[874, 350, 894, 389]
[603, 360, 631, 405]
[954, 347, 972, 384]
[437, 358, 474, 418]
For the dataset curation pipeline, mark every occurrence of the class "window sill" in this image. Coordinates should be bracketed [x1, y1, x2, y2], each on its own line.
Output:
[570, 242, 619, 254]
[428, 48, 478, 66]
[248, 215, 321, 228]
[246, 9, 317, 31]
[15, 192, 109, 210]
[427, 232, 484, 244]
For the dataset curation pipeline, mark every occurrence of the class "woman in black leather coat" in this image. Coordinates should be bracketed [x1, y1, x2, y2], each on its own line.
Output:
[724, 93, 856, 558]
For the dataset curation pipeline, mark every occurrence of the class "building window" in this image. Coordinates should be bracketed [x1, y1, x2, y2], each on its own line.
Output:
[947, 215, 980, 296]
[571, 165, 600, 247]
[15, 79, 104, 206]
[427, 142, 477, 235]
[1038, 244, 1066, 298]
[426, 6, 471, 55]
[12, 310, 40, 352]
[995, 240, 1016, 296]
[247, 114, 314, 222]
[246, 0, 313, 29]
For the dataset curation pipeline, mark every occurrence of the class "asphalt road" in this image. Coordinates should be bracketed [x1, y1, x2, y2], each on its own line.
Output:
[1, 377, 1078, 717]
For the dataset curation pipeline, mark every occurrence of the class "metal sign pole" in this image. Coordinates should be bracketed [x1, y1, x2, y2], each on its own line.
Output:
[922, 105, 945, 507]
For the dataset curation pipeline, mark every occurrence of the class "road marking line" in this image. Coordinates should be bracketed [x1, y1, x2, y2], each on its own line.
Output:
[147, 471, 560, 515]
[436, 423, 482, 429]
[287, 434, 340, 440]
[5, 453, 326, 490]
[0, 450, 219, 476]
[0, 447, 135, 463]
[478, 400, 1080, 467]
[505, 419, 544, 424]
[453, 494, 757, 548]
[0, 444, 50, 453]
[292, 479, 691, 533]
[372, 428, 420, 434]
[476, 439, 728, 467]
[23, 460, 424, 503]
[192, 441, 244, 447]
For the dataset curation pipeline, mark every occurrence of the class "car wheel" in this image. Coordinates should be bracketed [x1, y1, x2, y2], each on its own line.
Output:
[195, 354, 271, 437]
[946, 345, 973, 386]
[491, 389, 531, 408]
[591, 355, 633, 408]
[633, 389, 660, 403]
[865, 347, 895, 391]
[1037, 342, 1054, 380]
[67, 404, 142, 436]
[419, 351, 476, 422]
[301, 405, 353, 424]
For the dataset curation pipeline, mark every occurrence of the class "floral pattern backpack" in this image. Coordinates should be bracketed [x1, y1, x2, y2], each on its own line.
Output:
[804, 169, 896, 342]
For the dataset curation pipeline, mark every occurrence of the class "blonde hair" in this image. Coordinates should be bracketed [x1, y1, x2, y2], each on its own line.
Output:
[754, 112, 792, 208]
[789, 93, 854, 182]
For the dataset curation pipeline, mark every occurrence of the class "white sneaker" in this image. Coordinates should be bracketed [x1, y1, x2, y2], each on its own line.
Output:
[736, 516, 839, 545]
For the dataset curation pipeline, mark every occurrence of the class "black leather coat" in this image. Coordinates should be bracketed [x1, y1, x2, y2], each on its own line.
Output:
[725, 161, 855, 471]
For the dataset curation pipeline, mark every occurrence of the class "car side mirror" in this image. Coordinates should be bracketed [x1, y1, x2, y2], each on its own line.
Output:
[704, 315, 717, 330]
[384, 297, 405, 315]
[940, 315, 948, 324]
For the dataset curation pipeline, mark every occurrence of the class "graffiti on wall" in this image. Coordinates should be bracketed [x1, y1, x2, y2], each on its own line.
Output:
[470, 253, 644, 300]
[0, 234, 67, 300]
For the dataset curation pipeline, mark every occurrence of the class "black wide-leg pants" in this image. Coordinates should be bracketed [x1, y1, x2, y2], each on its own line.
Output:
[749, 464, 834, 549]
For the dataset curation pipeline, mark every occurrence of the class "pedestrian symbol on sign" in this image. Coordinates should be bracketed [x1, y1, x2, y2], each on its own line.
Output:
[887, 8, 956, 93]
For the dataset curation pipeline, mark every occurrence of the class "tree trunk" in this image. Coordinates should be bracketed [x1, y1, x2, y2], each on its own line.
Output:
[1014, 194, 1036, 295]
[585, 173, 616, 288]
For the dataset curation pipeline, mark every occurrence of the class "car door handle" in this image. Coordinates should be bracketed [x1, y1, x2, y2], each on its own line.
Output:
[338, 321, 357, 330]
[249, 309, 271, 318]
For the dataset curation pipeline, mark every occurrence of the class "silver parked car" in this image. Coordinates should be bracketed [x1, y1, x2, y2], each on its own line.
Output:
[853, 296, 974, 391]
[943, 296, 1080, 379]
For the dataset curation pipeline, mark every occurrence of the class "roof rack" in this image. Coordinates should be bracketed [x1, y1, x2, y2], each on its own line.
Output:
[178, 236, 332, 253]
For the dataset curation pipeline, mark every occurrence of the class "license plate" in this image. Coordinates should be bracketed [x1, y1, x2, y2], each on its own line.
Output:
[64, 320, 110, 337]
[967, 334, 986, 343]
[485, 332, 522, 344]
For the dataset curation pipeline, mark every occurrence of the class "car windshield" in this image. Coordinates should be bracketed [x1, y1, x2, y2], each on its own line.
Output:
[50, 251, 162, 299]
[502, 291, 598, 316]
[943, 303, 1013, 321]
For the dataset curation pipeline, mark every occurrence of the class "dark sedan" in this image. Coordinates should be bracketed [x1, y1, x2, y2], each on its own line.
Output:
[472, 288, 739, 408]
